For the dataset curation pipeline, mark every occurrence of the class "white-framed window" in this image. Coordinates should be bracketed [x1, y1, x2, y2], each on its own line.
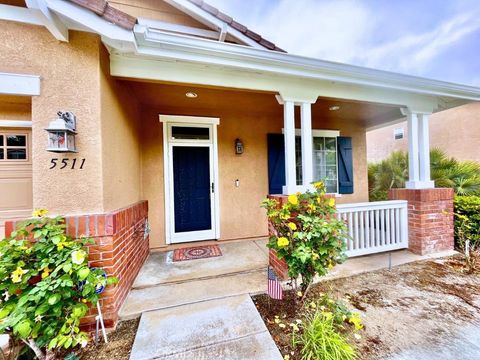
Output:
[0, 132, 29, 161]
[294, 129, 340, 194]
[394, 127, 404, 140]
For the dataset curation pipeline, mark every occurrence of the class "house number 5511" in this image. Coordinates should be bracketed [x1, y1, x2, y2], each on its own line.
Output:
[49, 158, 86, 169]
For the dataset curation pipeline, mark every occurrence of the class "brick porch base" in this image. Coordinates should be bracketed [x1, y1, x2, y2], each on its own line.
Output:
[389, 188, 454, 255]
[4, 201, 150, 330]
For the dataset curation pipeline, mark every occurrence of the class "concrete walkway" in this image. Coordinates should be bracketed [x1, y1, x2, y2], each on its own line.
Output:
[129, 294, 282, 360]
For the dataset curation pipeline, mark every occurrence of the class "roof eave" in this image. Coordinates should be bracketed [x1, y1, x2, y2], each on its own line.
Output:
[130, 27, 480, 102]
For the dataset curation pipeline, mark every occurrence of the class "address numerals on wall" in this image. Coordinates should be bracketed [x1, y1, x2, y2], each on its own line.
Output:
[49, 158, 86, 170]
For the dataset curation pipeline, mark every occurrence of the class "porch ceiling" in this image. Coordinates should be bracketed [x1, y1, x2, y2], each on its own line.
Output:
[123, 80, 404, 128]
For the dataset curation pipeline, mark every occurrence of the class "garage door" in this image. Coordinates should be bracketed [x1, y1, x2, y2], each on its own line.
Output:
[0, 129, 32, 239]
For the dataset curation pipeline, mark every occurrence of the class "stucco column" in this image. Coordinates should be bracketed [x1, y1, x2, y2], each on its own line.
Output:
[300, 102, 313, 187]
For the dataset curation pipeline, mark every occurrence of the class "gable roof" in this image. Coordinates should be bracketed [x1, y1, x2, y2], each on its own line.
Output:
[68, 0, 285, 52]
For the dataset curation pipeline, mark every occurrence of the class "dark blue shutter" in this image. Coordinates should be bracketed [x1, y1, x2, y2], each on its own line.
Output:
[267, 134, 285, 194]
[337, 137, 354, 194]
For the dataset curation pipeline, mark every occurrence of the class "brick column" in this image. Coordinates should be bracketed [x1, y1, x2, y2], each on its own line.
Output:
[4, 201, 149, 329]
[388, 188, 454, 255]
[267, 194, 336, 280]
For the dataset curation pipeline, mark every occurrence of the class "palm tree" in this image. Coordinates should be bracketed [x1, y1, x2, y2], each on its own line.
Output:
[368, 148, 480, 200]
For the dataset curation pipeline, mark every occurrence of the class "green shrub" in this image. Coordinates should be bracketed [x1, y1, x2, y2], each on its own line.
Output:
[294, 310, 356, 360]
[262, 182, 349, 291]
[0, 210, 117, 359]
[368, 149, 480, 201]
[454, 196, 480, 240]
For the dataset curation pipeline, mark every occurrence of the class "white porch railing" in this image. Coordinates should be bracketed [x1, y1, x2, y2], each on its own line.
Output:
[336, 200, 408, 257]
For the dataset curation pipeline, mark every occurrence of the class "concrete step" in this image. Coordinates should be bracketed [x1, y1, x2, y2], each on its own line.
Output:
[132, 240, 268, 289]
[129, 294, 282, 360]
[119, 269, 267, 320]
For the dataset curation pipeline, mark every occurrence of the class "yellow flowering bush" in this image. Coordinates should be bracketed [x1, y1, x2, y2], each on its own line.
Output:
[262, 182, 349, 292]
[0, 210, 118, 359]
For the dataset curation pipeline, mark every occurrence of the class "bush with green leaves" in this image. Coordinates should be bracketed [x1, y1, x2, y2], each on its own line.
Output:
[454, 196, 480, 272]
[0, 210, 117, 360]
[368, 149, 480, 201]
[262, 182, 349, 292]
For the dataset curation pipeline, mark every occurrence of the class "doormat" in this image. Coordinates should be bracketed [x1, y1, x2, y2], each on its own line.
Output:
[172, 245, 222, 262]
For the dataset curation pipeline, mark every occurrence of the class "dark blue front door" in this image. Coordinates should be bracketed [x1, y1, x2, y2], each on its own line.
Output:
[173, 146, 212, 233]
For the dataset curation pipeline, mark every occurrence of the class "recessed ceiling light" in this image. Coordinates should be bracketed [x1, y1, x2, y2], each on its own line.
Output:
[329, 105, 340, 111]
[185, 92, 198, 98]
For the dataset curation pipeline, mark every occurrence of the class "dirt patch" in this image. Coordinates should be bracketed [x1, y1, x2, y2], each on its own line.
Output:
[253, 257, 480, 359]
[77, 318, 139, 360]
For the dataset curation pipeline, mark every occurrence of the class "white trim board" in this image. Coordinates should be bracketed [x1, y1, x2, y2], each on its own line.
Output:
[159, 115, 220, 244]
[0, 73, 40, 96]
[0, 120, 32, 128]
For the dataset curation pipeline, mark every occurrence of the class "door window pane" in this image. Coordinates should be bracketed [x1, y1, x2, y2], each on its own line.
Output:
[6, 135, 26, 146]
[171, 126, 209, 140]
[0, 149, 3, 159]
[0, 135, 3, 146]
[7, 149, 26, 160]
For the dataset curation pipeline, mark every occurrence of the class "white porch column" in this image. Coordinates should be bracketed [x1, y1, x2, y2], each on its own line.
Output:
[283, 100, 297, 194]
[405, 109, 435, 189]
[300, 102, 313, 187]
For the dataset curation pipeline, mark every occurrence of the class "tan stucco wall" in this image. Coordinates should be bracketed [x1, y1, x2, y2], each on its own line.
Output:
[0, 96, 31, 120]
[141, 102, 369, 249]
[0, 22, 105, 214]
[367, 102, 480, 163]
[99, 46, 142, 212]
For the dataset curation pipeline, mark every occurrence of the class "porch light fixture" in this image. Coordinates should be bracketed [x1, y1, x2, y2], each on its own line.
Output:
[235, 138, 244, 155]
[329, 105, 340, 111]
[185, 92, 198, 98]
[45, 111, 77, 153]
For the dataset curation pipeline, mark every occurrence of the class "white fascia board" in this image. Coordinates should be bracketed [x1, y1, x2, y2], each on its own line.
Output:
[0, 4, 44, 26]
[26, 0, 68, 41]
[131, 28, 480, 102]
[137, 18, 220, 40]
[0, 72, 40, 96]
[162, 0, 264, 49]
[45, 0, 135, 49]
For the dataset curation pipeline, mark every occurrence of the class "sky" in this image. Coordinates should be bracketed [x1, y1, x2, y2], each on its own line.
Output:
[206, 0, 480, 86]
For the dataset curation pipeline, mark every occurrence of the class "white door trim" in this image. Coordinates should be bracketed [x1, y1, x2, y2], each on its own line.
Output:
[159, 115, 220, 244]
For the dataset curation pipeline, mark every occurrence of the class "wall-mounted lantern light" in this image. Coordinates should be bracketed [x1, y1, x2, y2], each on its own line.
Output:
[46, 111, 77, 153]
[235, 138, 244, 155]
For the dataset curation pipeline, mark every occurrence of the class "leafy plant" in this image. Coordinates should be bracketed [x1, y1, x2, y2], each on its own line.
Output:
[307, 293, 363, 331]
[454, 196, 480, 273]
[262, 182, 349, 292]
[293, 310, 356, 360]
[0, 210, 118, 360]
[368, 149, 480, 201]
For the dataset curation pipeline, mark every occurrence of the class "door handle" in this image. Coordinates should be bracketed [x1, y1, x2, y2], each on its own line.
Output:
[211, 182, 215, 193]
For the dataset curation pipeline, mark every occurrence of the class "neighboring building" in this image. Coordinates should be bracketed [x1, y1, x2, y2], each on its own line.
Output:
[367, 102, 480, 163]
[1, 0, 479, 326]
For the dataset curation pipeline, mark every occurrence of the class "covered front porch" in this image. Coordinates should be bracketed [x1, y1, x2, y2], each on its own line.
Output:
[118, 78, 414, 255]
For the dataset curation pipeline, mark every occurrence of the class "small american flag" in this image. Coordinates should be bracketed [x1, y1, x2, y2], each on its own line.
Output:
[267, 267, 283, 300]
